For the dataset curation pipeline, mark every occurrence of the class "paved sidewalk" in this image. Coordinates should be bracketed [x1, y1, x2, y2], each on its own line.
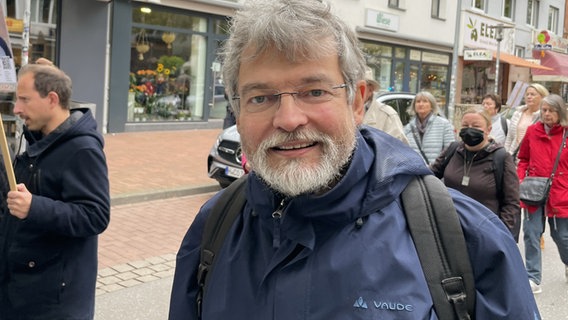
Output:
[96, 128, 223, 295]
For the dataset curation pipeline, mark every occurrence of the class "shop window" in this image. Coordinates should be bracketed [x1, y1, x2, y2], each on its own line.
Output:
[420, 64, 448, 111]
[526, 0, 539, 27]
[212, 18, 230, 35]
[360, 41, 393, 92]
[548, 6, 559, 34]
[503, 0, 514, 20]
[129, 5, 209, 122]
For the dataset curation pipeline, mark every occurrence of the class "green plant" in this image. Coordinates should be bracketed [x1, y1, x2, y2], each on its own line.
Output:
[158, 55, 185, 76]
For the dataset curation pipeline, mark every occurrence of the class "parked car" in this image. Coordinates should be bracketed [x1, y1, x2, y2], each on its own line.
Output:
[376, 92, 415, 125]
[207, 92, 416, 187]
[207, 124, 243, 188]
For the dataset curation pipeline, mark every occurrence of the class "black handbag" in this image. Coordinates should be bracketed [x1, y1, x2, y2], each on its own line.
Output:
[519, 177, 552, 206]
[519, 129, 567, 206]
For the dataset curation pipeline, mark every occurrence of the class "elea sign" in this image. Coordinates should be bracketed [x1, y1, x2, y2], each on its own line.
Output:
[463, 49, 492, 61]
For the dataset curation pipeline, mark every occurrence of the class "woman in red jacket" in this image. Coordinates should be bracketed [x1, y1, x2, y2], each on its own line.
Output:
[517, 94, 568, 294]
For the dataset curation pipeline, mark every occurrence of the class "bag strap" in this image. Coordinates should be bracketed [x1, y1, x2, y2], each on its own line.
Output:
[500, 116, 508, 136]
[410, 126, 430, 164]
[196, 175, 248, 319]
[492, 147, 507, 202]
[401, 175, 475, 320]
[549, 129, 567, 181]
[436, 141, 460, 179]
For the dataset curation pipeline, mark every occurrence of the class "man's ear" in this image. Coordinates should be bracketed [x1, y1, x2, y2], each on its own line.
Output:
[46, 91, 60, 109]
[352, 80, 367, 125]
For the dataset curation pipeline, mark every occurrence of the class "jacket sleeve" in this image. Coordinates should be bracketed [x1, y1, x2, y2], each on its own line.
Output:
[25, 146, 110, 237]
[504, 110, 521, 153]
[450, 189, 541, 319]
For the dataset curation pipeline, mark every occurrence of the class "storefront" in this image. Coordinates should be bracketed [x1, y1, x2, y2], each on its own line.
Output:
[359, 41, 451, 112]
[106, 1, 233, 132]
[532, 49, 568, 101]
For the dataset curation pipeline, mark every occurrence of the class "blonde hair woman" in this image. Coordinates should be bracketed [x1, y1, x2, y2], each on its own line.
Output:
[504, 83, 549, 156]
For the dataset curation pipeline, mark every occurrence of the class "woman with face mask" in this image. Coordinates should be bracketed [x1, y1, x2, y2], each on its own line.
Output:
[430, 106, 520, 241]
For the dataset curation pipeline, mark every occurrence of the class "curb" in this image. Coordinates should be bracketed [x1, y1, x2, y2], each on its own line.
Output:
[110, 184, 221, 206]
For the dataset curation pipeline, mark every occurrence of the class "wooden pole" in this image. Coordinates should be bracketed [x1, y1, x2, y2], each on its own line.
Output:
[0, 113, 16, 191]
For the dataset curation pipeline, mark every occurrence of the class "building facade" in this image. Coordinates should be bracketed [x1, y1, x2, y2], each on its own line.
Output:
[2, 0, 567, 133]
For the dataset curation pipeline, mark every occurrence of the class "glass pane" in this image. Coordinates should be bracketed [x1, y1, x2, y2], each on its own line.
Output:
[409, 64, 419, 93]
[360, 41, 392, 58]
[395, 47, 406, 59]
[504, 0, 512, 18]
[129, 28, 206, 122]
[133, 6, 207, 33]
[213, 18, 230, 35]
[420, 64, 448, 112]
[394, 62, 404, 92]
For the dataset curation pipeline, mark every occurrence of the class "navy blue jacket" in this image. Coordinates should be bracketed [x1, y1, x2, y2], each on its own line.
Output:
[169, 126, 540, 320]
[0, 108, 110, 319]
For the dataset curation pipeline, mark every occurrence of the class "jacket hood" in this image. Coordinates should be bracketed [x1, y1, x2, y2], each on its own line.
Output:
[246, 127, 432, 226]
[23, 108, 102, 157]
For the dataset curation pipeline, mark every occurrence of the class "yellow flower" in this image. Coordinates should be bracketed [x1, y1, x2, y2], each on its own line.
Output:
[156, 64, 164, 73]
[164, 68, 170, 75]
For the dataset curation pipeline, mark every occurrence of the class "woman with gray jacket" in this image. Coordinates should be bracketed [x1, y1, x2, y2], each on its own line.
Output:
[404, 91, 455, 164]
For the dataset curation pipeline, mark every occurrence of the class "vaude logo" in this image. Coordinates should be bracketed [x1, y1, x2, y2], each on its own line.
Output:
[354, 297, 414, 312]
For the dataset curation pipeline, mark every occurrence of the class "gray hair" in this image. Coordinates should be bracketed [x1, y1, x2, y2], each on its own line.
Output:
[541, 94, 568, 127]
[407, 91, 440, 116]
[18, 64, 73, 109]
[222, 0, 366, 115]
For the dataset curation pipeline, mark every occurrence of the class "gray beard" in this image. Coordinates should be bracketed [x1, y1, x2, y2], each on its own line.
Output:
[246, 124, 357, 197]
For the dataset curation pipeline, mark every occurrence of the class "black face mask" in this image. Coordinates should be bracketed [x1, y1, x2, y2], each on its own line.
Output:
[459, 127, 485, 147]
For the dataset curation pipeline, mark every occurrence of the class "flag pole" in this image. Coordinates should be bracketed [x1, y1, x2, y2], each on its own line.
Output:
[0, 114, 16, 191]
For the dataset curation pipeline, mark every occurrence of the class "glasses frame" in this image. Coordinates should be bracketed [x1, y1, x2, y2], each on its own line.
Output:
[232, 83, 348, 112]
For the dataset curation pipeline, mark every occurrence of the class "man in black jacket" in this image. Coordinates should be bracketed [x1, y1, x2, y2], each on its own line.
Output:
[1, 63, 110, 319]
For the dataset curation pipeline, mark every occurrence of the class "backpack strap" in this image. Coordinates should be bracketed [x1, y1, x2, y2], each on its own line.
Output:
[500, 116, 508, 136]
[196, 175, 248, 319]
[401, 175, 475, 320]
[436, 141, 460, 179]
[492, 147, 507, 203]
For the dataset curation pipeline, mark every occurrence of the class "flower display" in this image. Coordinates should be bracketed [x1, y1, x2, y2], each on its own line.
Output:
[130, 56, 191, 121]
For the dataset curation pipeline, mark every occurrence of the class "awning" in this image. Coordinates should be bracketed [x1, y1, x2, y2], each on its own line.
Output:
[493, 52, 554, 71]
[531, 50, 568, 82]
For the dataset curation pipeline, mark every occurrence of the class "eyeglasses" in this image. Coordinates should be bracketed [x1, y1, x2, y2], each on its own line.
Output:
[232, 83, 347, 113]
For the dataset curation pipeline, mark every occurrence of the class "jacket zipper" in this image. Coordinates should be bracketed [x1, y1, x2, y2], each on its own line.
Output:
[272, 198, 287, 248]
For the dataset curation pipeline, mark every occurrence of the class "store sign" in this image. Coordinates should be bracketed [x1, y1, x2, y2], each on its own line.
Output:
[365, 9, 399, 32]
[462, 12, 514, 54]
[5, 17, 23, 33]
[463, 49, 492, 61]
